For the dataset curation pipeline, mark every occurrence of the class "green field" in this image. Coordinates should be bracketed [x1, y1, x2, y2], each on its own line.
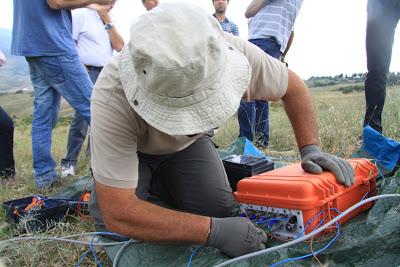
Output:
[0, 85, 399, 266]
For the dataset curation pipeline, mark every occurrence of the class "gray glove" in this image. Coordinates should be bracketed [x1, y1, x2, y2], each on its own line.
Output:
[300, 144, 355, 187]
[208, 217, 267, 257]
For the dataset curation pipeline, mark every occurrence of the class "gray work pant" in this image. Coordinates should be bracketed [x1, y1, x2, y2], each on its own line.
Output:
[89, 136, 235, 230]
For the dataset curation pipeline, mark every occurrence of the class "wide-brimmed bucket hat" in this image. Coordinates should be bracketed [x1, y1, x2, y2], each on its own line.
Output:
[119, 2, 251, 135]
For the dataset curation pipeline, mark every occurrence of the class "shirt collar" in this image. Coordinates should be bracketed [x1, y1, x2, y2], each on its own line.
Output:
[213, 13, 229, 23]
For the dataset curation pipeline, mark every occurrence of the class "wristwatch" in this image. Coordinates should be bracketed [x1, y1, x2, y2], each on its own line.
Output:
[104, 23, 114, 30]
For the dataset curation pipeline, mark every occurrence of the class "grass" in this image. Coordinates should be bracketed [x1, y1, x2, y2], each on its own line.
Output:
[1, 85, 400, 266]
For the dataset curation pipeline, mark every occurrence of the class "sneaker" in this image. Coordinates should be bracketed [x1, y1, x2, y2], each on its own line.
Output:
[61, 164, 75, 177]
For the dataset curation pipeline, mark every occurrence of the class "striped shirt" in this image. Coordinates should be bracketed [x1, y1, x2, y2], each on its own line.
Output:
[248, 0, 303, 53]
[213, 14, 239, 36]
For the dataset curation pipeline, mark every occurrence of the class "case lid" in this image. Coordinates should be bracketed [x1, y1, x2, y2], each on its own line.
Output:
[234, 158, 378, 209]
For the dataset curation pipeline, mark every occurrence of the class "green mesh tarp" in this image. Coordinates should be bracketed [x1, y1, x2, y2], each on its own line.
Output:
[102, 171, 400, 267]
[57, 138, 400, 266]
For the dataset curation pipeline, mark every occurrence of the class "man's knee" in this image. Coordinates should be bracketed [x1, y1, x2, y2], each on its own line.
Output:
[192, 190, 234, 218]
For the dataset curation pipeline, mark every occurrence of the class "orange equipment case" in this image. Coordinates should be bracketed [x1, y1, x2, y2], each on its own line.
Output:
[234, 158, 378, 240]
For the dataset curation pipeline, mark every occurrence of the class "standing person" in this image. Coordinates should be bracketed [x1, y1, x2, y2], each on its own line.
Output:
[61, 3, 125, 177]
[239, 0, 303, 148]
[0, 50, 15, 179]
[212, 0, 239, 36]
[142, 0, 159, 11]
[363, 0, 400, 134]
[11, 0, 114, 189]
[88, 3, 354, 260]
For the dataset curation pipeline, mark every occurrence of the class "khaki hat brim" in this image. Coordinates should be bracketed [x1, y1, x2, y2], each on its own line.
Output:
[119, 40, 251, 136]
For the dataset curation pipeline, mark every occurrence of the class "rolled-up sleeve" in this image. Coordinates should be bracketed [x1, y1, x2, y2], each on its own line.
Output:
[223, 32, 288, 101]
[91, 99, 139, 189]
[90, 57, 141, 189]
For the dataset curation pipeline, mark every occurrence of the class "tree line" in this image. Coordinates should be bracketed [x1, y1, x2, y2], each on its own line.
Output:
[305, 72, 400, 88]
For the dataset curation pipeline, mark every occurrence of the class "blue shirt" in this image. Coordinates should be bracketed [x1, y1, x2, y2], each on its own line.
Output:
[12, 0, 77, 56]
[213, 14, 239, 36]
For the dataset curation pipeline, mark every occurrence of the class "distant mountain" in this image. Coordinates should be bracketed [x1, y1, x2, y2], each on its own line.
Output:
[0, 28, 31, 92]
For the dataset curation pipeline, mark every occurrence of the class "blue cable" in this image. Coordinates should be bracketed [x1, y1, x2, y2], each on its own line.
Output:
[329, 208, 341, 215]
[270, 222, 341, 267]
[370, 158, 400, 179]
[255, 217, 288, 225]
[373, 160, 386, 179]
[75, 250, 90, 267]
[187, 246, 204, 267]
[303, 210, 327, 232]
[75, 231, 127, 267]
[90, 234, 103, 267]
[372, 159, 400, 168]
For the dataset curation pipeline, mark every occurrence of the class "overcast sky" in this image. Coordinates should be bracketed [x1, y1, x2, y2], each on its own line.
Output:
[1, 0, 400, 79]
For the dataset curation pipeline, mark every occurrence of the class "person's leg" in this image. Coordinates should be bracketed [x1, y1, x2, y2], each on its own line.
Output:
[40, 54, 92, 124]
[364, 0, 400, 133]
[61, 112, 88, 175]
[90, 136, 235, 231]
[0, 106, 15, 178]
[255, 100, 269, 147]
[248, 38, 282, 147]
[26, 57, 60, 188]
[84, 67, 102, 155]
[61, 66, 98, 173]
[238, 99, 256, 141]
[145, 136, 235, 217]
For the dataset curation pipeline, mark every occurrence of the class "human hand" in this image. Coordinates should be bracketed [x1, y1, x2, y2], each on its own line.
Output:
[87, 3, 111, 11]
[208, 217, 267, 257]
[88, 0, 115, 11]
[300, 144, 355, 187]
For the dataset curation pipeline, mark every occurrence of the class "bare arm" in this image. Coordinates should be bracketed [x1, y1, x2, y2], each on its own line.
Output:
[106, 27, 124, 52]
[96, 181, 210, 244]
[47, 0, 112, 10]
[282, 70, 319, 148]
[98, 11, 125, 52]
[245, 0, 269, 18]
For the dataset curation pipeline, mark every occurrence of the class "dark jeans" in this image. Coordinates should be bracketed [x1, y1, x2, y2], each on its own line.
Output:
[62, 66, 102, 166]
[238, 100, 270, 145]
[238, 38, 282, 146]
[0, 106, 15, 177]
[89, 136, 234, 229]
[364, 0, 400, 133]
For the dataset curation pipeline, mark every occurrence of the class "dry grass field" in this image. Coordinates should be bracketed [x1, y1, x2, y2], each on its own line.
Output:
[0, 85, 399, 266]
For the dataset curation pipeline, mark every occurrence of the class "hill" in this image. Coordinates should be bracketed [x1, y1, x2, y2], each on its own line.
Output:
[0, 28, 31, 93]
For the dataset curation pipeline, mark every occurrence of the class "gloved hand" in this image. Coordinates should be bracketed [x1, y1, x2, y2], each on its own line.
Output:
[208, 217, 267, 257]
[300, 144, 355, 187]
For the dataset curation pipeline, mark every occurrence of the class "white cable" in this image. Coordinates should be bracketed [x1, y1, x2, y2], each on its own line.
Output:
[0, 236, 125, 247]
[0, 232, 139, 248]
[112, 239, 134, 267]
[214, 194, 400, 267]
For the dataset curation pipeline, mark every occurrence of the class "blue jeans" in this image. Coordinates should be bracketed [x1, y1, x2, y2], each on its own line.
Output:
[62, 66, 102, 167]
[364, 0, 400, 133]
[238, 38, 282, 146]
[26, 54, 92, 187]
